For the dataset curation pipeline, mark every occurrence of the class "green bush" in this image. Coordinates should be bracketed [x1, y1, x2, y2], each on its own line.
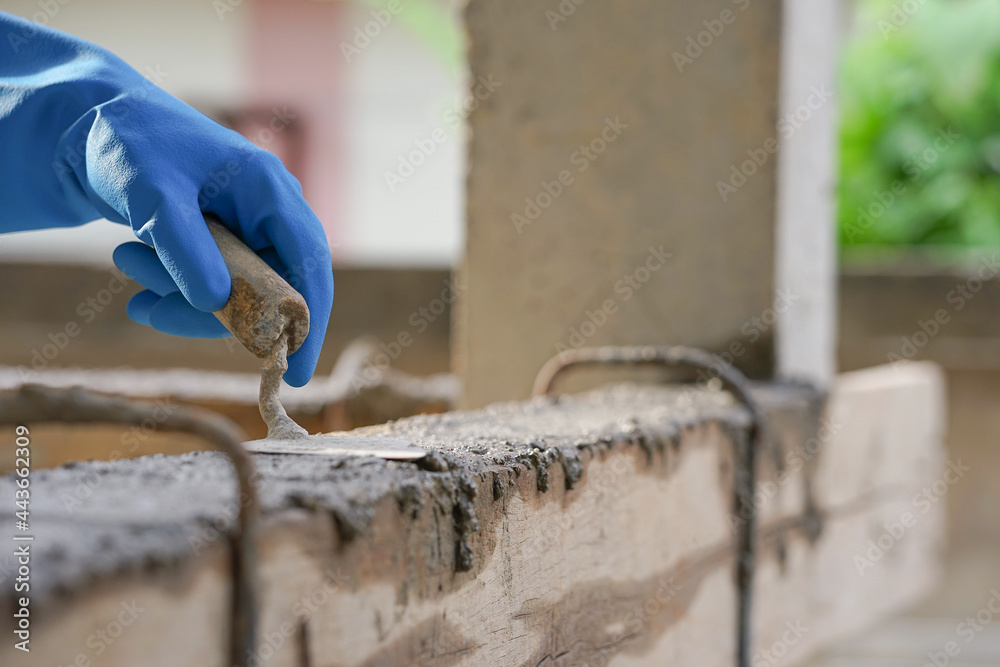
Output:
[839, 0, 1000, 247]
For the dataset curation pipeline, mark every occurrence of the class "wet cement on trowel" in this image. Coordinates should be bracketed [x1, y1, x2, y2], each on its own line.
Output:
[0, 381, 823, 614]
[254, 339, 425, 458]
[259, 336, 309, 439]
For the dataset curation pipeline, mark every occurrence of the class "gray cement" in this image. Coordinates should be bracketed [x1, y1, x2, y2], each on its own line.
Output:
[0, 381, 817, 616]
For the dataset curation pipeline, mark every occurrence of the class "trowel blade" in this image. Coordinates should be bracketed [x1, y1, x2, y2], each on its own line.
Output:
[242, 435, 426, 461]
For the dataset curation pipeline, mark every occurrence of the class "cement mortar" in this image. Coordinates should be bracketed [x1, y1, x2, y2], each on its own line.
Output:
[0, 381, 819, 613]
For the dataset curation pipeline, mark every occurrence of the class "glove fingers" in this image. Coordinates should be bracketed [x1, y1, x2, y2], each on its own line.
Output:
[208, 160, 333, 386]
[126, 289, 162, 326]
[143, 201, 231, 312]
[113, 242, 180, 297]
[147, 292, 232, 338]
[256, 246, 287, 278]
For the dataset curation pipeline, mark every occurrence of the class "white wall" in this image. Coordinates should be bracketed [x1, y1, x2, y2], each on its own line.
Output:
[339, 0, 465, 267]
[775, 0, 842, 386]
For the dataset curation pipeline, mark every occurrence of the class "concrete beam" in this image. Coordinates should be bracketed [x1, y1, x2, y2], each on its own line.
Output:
[0, 363, 943, 666]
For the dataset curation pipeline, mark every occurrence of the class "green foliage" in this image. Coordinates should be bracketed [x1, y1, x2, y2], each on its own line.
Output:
[839, 0, 1000, 247]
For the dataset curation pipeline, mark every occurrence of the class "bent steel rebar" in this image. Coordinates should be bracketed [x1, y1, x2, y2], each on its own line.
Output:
[533, 345, 764, 667]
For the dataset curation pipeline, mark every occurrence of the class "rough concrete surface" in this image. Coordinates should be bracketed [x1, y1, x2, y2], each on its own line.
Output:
[0, 382, 756, 610]
[0, 366, 944, 666]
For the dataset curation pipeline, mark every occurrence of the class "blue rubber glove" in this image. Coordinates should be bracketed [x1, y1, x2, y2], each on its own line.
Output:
[0, 12, 333, 387]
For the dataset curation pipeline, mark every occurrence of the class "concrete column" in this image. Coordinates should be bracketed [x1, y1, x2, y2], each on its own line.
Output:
[775, 0, 841, 386]
[458, 0, 839, 407]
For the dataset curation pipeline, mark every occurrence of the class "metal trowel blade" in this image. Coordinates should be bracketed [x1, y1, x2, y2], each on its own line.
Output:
[243, 435, 426, 461]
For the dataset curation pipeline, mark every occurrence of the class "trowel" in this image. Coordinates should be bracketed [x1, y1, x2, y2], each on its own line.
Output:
[205, 213, 425, 461]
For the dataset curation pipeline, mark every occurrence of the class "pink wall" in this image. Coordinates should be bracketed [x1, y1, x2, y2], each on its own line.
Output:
[247, 0, 347, 257]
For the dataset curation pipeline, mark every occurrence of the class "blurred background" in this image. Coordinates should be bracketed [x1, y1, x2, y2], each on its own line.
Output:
[2, 0, 1000, 660]
[0, 0, 467, 268]
[836, 0, 1000, 612]
[825, 0, 1000, 659]
[0, 0, 466, 383]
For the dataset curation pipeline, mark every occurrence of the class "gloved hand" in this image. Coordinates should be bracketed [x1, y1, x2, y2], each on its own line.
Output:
[0, 12, 333, 387]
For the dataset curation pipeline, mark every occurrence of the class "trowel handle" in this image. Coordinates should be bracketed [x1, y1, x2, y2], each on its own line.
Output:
[206, 213, 310, 359]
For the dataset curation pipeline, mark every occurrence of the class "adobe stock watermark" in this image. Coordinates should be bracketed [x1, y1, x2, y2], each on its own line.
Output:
[531, 453, 632, 553]
[18, 268, 132, 382]
[888, 252, 1000, 368]
[877, 0, 929, 38]
[402, 609, 476, 667]
[545, 0, 588, 31]
[668, 290, 799, 462]
[350, 277, 466, 390]
[853, 458, 969, 575]
[244, 106, 297, 149]
[511, 116, 629, 234]
[6, 0, 74, 53]
[340, 0, 407, 62]
[553, 245, 673, 357]
[922, 588, 1000, 667]
[213, 0, 245, 20]
[221, 243, 337, 358]
[51, 64, 169, 183]
[672, 0, 753, 73]
[752, 620, 809, 666]
[385, 75, 501, 192]
[197, 106, 296, 208]
[698, 289, 798, 381]
[844, 127, 959, 242]
[60, 398, 178, 512]
[189, 469, 271, 557]
[717, 85, 833, 202]
[622, 577, 684, 638]
[730, 416, 843, 532]
[243, 567, 350, 667]
[55, 600, 145, 667]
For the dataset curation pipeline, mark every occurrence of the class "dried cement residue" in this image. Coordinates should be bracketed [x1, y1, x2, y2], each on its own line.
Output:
[259, 335, 308, 439]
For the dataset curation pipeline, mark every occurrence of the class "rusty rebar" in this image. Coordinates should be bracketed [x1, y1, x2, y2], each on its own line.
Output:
[532, 345, 763, 667]
[0, 384, 259, 667]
